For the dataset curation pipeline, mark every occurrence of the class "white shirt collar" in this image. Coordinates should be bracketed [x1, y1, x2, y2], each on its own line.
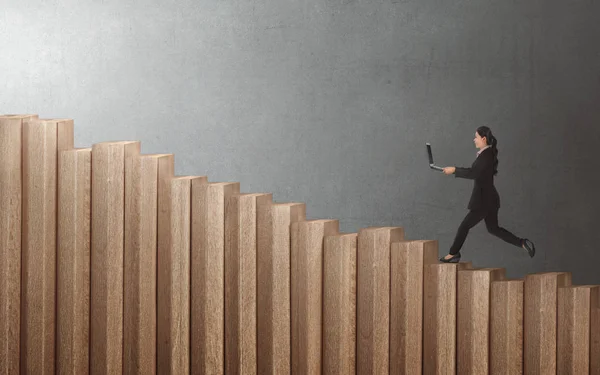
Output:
[477, 145, 491, 156]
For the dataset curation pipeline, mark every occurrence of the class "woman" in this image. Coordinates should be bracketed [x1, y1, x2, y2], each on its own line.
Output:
[439, 126, 535, 263]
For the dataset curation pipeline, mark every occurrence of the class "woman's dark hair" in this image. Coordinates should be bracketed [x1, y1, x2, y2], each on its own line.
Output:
[476, 125, 498, 176]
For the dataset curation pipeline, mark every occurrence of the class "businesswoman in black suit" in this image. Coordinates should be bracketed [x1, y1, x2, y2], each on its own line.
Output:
[439, 126, 535, 262]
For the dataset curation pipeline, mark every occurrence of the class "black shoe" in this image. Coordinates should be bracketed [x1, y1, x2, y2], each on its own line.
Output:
[521, 239, 535, 258]
[440, 252, 461, 263]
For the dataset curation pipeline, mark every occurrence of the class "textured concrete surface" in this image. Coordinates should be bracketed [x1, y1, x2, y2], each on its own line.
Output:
[1, 0, 599, 283]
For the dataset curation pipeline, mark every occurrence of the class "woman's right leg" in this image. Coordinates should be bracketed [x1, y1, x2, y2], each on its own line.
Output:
[484, 207, 536, 257]
[483, 207, 522, 247]
[448, 209, 487, 255]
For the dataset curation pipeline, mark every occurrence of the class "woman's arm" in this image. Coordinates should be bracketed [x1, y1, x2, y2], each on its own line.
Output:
[453, 156, 489, 180]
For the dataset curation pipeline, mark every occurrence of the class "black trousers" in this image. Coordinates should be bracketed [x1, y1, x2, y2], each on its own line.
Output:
[449, 207, 523, 255]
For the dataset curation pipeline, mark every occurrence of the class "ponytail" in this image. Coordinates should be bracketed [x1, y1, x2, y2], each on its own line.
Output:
[490, 135, 498, 176]
[476, 125, 499, 176]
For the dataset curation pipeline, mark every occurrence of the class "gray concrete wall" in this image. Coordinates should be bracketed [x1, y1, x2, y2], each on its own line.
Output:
[2, 0, 599, 283]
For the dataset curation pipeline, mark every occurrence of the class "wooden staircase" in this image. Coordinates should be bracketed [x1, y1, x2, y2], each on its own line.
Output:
[1, 114, 599, 374]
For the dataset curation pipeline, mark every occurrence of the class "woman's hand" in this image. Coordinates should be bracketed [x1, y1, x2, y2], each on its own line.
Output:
[443, 167, 456, 175]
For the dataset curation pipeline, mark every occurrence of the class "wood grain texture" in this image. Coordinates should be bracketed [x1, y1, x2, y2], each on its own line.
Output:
[557, 285, 598, 374]
[225, 193, 272, 375]
[90, 141, 140, 375]
[457, 268, 506, 375]
[154, 154, 176, 374]
[490, 279, 524, 375]
[356, 227, 404, 375]
[21, 118, 74, 374]
[523, 272, 572, 375]
[390, 239, 438, 375]
[323, 233, 358, 375]
[0, 114, 37, 375]
[123, 154, 168, 375]
[158, 176, 205, 374]
[191, 181, 240, 375]
[591, 287, 600, 375]
[257, 202, 306, 375]
[423, 261, 473, 375]
[57, 148, 91, 375]
[291, 219, 340, 375]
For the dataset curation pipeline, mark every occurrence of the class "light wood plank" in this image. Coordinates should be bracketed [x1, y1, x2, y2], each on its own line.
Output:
[0, 114, 37, 375]
[457, 267, 506, 375]
[490, 279, 524, 375]
[90, 141, 140, 375]
[158, 176, 206, 374]
[154, 155, 176, 374]
[225, 193, 272, 374]
[57, 148, 91, 375]
[323, 232, 358, 375]
[423, 261, 473, 375]
[390, 239, 438, 375]
[557, 285, 599, 374]
[123, 154, 169, 374]
[22, 118, 74, 374]
[356, 226, 404, 374]
[291, 219, 339, 375]
[523, 272, 572, 374]
[591, 287, 600, 375]
[257, 202, 306, 375]
[191, 181, 240, 375]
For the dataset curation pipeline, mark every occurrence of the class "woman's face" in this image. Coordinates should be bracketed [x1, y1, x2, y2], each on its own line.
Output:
[474, 132, 487, 148]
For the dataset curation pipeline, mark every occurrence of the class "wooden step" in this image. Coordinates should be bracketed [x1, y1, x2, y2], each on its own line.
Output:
[90, 141, 139, 374]
[357, 226, 404, 374]
[22, 118, 74, 374]
[123, 153, 172, 375]
[57, 148, 91, 375]
[490, 278, 524, 375]
[557, 285, 600, 374]
[291, 219, 339, 375]
[423, 261, 473, 375]
[256, 201, 306, 375]
[225, 192, 272, 375]
[190, 180, 239, 375]
[158, 175, 207, 374]
[323, 232, 358, 375]
[0, 114, 37, 374]
[524, 271, 572, 374]
[457, 267, 506, 374]
[592, 287, 600, 375]
[390, 239, 438, 375]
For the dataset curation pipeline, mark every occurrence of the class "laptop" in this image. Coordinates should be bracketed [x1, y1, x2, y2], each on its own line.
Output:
[426, 143, 444, 171]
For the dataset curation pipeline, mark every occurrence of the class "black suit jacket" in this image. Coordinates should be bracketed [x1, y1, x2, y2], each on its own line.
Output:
[454, 147, 500, 210]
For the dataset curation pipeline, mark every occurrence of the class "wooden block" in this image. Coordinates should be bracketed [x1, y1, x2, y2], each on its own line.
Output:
[0, 114, 37, 375]
[257, 202, 306, 375]
[21, 118, 74, 374]
[90, 141, 140, 375]
[557, 285, 599, 374]
[225, 193, 272, 374]
[390, 239, 439, 375]
[323, 233, 358, 375]
[291, 219, 340, 375]
[123, 154, 169, 375]
[356, 226, 404, 374]
[157, 175, 206, 374]
[423, 261, 473, 375]
[457, 267, 506, 375]
[523, 271, 572, 374]
[591, 287, 600, 375]
[191, 181, 240, 375]
[153, 155, 174, 373]
[490, 279, 524, 375]
[57, 148, 91, 375]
